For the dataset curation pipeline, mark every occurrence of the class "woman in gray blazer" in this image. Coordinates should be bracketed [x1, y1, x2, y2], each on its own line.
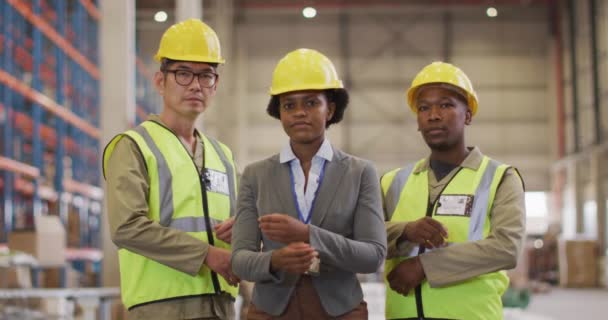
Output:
[231, 48, 387, 320]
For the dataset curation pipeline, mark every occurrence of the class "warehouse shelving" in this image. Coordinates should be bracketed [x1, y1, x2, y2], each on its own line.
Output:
[135, 56, 161, 124]
[0, 0, 103, 287]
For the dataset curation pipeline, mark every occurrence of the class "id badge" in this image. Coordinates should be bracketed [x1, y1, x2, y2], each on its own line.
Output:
[436, 194, 473, 216]
[203, 169, 230, 195]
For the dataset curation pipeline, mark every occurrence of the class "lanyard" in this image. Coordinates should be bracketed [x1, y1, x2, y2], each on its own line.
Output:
[288, 160, 327, 224]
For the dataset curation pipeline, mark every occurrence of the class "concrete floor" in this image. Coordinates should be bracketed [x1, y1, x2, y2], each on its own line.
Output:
[240, 284, 608, 319]
[361, 284, 608, 320]
[505, 287, 608, 320]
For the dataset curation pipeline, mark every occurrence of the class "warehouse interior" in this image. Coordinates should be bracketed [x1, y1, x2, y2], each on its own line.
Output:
[0, 0, 607, 319]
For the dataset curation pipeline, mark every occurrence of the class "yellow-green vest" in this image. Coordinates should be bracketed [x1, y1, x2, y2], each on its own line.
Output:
[103, 120, 238, 309]
[382, 156, 512, 320]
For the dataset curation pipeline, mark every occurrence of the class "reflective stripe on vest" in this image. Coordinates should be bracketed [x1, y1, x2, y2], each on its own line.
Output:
[131, 124, 235, 232]
[385, 157, 500, 246]
[384, 163, 416, 219]
[468, 158, 499, 241]
[132, 125, 175, 227]
[207, 137, 237, 220]
[383, 156, 510, 320]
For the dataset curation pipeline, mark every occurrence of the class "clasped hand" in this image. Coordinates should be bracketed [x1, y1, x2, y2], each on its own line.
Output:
[259, 213, 309, 244]
[270, 242, 318, 275]
[260, 214, 316, 275]
[387, 257, 425, 296]
[214, 217, 235, 244]
[403, 217, 449, 249]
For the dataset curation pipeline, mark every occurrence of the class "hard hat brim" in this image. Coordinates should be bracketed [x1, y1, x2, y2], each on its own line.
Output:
[154, 53, 225, 64]
[407, 83, 478, 116]
[269, 81, 344, 96]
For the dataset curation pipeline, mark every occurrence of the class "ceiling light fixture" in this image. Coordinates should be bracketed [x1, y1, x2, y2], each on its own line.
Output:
[486, 7, 498, 18]
[302, 7, 317, 19]
[154, 11, 168, 22]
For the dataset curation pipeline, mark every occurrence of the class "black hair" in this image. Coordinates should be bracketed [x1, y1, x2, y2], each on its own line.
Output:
[266, 88, 349, 128]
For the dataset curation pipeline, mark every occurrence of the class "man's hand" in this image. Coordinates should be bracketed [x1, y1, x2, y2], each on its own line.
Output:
[387, 257, 425, 296]
[270, 242, 318, 274]
[402, 217, 449, 249]
[204, 246, 240, 286]
[214, 217, 235, 244]
[259, 214, 309, 244]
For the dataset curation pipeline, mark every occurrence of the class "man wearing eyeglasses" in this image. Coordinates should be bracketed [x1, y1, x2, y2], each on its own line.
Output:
[103, 19, 239, 320]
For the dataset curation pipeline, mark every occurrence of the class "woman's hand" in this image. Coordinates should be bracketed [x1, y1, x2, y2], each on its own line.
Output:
[270, 242, 318, 274]
[259, 213, 310, 244]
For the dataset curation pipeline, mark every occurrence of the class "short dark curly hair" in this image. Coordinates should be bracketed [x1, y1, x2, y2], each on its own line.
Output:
[266, 89, 349, 128]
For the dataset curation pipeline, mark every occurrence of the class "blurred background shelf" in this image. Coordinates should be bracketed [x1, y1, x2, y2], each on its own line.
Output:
[0, 0, 105, 289]
[0, 0, 159, 293]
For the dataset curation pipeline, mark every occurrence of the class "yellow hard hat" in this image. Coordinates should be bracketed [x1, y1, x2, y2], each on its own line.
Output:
[407, 61, 478, 115]
[269, 48, 343, 95]
[154, 18, 225, 64]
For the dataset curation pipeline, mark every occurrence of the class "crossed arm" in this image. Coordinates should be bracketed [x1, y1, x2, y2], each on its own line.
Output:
[386, 169, 525, 295]
[231, 162, 387, 281]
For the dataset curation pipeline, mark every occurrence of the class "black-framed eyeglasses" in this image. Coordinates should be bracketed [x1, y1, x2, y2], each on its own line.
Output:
[165, 69, 218, 88]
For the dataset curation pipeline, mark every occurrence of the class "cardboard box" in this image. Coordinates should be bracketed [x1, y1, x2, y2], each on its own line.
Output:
[558, 238, 598, 287]
[67, 207, 81, 247]
[0, 265, 32, 288]
[33, 265, 83, 288]
[8, 215, 66, 267]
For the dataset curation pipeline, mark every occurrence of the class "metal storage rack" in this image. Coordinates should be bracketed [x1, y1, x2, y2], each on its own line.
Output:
[0, 0, 104, 287]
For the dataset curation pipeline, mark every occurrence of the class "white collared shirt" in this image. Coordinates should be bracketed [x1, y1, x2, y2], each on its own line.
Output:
[279, 139, 333, 223]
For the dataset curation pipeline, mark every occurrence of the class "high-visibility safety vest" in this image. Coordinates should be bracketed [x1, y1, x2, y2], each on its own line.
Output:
[382, 156, 513, 320]
[103, 120, 238, 309]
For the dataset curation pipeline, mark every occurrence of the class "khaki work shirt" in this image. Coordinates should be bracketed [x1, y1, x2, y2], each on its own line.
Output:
[105, 115, 234, 320]
[385, 147, 526, 287]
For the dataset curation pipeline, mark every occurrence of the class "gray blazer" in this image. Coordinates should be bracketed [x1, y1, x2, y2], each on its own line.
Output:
[231, 148, 387, 317]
